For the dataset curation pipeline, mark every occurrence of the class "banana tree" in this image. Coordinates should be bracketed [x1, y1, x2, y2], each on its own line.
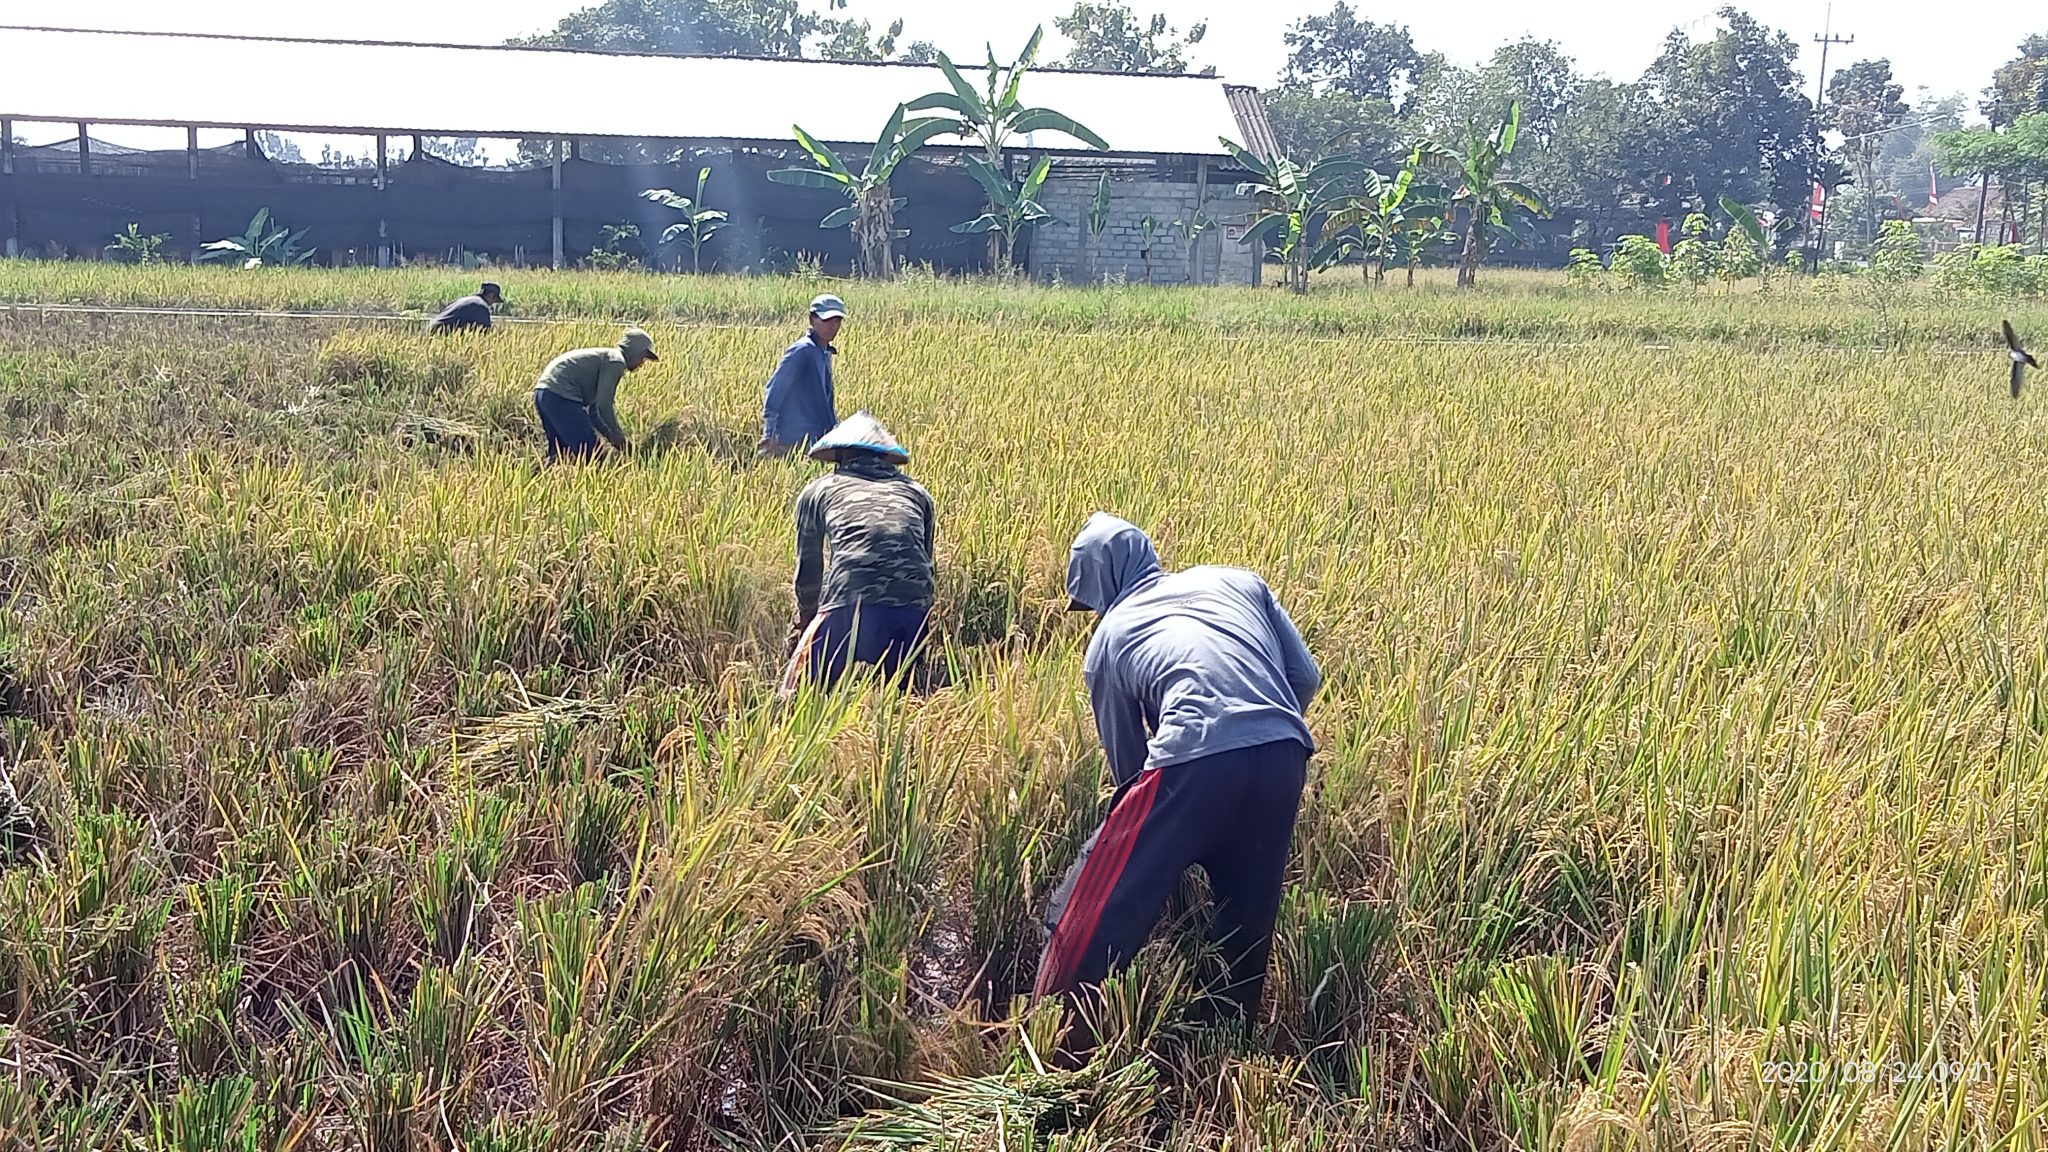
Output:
[1170, 208, 1214, 285]
[953, 155, 1059, 276]
[200, 208, 314, 269]
[639, 167, 728, 274]
[1388, 210, 1459, 287]
[1322, 145, 1446, 284]
[1222, 138, 1367, 294]
[1087, 172, 1113, 282]
[1718, 193, 1802, 287]
[910, 26, 1110, 271]
[1425, 101, 1548, 289]
[767, 104, 953, 279]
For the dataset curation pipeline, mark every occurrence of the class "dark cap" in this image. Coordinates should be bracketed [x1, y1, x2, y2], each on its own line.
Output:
[479, 281, 502, 297]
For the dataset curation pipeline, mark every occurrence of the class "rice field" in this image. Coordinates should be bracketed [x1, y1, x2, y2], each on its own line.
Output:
[0, 261, 2045, 1150]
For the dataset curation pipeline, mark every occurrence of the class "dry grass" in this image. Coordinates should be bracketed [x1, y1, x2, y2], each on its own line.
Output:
[0, 266, 2044, 1150]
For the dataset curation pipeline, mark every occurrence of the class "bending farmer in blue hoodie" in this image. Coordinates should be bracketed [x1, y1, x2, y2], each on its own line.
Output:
[1038, 512, 1321, 1028]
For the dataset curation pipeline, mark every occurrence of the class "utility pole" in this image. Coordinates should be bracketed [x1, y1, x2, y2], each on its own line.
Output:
[1808, 5, 1853, 267]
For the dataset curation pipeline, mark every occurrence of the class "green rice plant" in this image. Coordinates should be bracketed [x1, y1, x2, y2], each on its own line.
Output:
[148, 1076, 261, 1152]
[1274, 888, 1395, 1057]
[332, 995, 425, 1152]
[414, 791, 511, 964]
[561, 776, 637, 888]
[165, 960, 244, 1077]
[189, 873, 254, 966]
[403, 960, 493, 1129]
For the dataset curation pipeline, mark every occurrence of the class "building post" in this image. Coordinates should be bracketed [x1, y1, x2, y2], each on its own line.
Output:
[550, 138, 564, 270]
[1194, 156, 1209, 286]
[2, 118, 16, 259]
[376, 134, 390, 268]
[244, 128, 258, 159]
[187, 126, 201, 263]
[77, 122, 91, 176]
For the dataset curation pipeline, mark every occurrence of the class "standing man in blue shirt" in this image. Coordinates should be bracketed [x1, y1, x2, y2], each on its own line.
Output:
[1037, 512, 1321, 1033]
[757, 294, 844, 458]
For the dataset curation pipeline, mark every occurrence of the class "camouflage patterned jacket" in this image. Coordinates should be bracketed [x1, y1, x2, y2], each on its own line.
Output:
[794, 456, 936, 620]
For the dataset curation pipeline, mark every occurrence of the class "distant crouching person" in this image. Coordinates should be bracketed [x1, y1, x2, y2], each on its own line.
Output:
[427, 281, 501, 333]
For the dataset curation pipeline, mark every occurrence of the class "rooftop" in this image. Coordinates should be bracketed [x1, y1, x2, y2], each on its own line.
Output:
[0, 25, 1271, 159]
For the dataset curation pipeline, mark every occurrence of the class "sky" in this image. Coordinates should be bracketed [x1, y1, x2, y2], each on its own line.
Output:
[8, 0, 2040, 150]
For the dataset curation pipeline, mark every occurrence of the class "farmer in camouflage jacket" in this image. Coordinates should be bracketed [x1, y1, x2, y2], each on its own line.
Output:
[779, 412, 936, 693]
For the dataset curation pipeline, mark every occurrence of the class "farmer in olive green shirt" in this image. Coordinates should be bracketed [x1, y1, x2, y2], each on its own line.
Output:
[533, 328, 659, 461]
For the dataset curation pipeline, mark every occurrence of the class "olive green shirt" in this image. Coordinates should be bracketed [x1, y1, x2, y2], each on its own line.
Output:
[535, 348, 629, 450]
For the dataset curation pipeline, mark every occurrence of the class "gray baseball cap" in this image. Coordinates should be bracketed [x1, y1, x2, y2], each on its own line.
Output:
[809, 293, 847, 319]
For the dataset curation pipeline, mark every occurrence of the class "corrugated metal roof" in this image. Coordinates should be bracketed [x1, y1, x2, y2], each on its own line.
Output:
[1223, 84, 1282, 162]
[0, 25, 1254, 158]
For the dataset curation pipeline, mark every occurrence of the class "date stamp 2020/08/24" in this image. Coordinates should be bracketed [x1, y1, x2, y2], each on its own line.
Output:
[1761, 1060, 1993, 1088]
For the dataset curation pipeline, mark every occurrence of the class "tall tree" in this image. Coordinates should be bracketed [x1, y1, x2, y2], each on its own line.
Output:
[1636, 8, 1821, 238]
[1877, 90, 1966, 209]
[1825, 60, 1908, 241]
[1521, 78, 1651, 230]
[1054, 3, 1209, 74]
[1471, 40, 1579, 144]
[1982, 35, 2048, 127]
[1262, 88, 1402, 165]
[420, 137, 487, 166]
[515, 0, 819, 56]
[1281, 2, 1424, 106]
[1936, 113, 2048, 248]
[815, 15, 904, 61]
[1404, 42, 1579, 152]
[1400, 55, 1478, 145]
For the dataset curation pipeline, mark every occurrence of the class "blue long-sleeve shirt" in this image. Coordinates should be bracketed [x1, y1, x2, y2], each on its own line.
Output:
[760, 332, 837, 449]
[1068, 513, 1320, 787]
[427, 295, 492, 333]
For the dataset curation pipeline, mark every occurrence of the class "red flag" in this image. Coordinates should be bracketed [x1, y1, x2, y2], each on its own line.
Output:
[1927, 162, 1939, 211]
[1655, 220, 1671, 253]
[1810, 183, 1826, 222]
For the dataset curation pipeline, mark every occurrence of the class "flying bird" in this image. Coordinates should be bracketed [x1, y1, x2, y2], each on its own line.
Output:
[2006, 320, 2038, 398]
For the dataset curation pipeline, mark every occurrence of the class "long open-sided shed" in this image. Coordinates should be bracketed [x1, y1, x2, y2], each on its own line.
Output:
[0, 25, 1279, 283]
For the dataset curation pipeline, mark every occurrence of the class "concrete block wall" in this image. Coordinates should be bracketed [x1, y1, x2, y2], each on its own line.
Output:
[1026, 172, 1260, 287]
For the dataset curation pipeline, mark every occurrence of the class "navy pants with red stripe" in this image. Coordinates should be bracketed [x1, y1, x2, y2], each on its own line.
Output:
[1036, 738, 1308, 1023]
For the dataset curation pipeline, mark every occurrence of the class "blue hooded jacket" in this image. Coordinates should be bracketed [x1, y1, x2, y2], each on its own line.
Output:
[1066, 512, 1321, 786]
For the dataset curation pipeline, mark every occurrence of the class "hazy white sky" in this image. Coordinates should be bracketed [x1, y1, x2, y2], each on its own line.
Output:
[7, 0, 2038, 149]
